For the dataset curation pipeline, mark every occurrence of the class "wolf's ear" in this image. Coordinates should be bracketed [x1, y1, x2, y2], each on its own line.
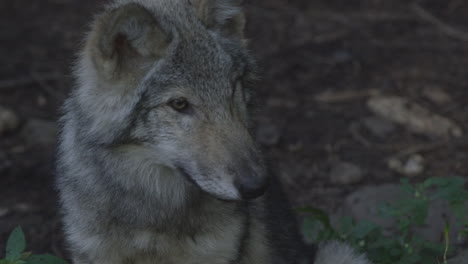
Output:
[87, 3, 169, 80]
[190, 0, 246, 40]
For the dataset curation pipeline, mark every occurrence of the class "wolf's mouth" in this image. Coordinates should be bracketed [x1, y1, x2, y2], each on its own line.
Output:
[175, 166, 243, 201]
[175, 166, 199, 186]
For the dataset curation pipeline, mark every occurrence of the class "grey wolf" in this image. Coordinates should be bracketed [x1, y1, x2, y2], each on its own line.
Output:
[56, 0, 372, 263]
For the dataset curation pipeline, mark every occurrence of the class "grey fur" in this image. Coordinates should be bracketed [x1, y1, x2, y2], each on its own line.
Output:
[314, 242, 372, 264]
[57, 0, 372, 263]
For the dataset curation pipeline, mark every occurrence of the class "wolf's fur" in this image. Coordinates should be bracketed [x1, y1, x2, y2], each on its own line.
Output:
[57, 0, 372, 263]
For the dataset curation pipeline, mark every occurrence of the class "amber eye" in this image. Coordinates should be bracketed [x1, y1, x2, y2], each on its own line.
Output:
[169, 98, 189, 112]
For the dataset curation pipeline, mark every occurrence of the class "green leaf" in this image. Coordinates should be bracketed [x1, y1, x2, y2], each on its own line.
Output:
[411, 199, 429, 226]
[301, 218, 317, 241]
[450, 202, 467, 220]
[399, 253, 422, 264]
[338, 216, 354, 235]
[6, 227, 26, 261]
[351, 221, 379, 239]
[26, 255, 68, 264]
[297, 207, 335, 233]
[400, 178, 414, 195]
[20, 252, 32, 260]
[378, 203, 397, 218]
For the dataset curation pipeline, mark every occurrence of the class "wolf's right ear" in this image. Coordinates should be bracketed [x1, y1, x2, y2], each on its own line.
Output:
[87, 3, 169, 81]
[190, 0, 246, 40]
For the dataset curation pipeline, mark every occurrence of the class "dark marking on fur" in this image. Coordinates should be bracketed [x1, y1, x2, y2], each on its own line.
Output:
[232, 201, 250, 264]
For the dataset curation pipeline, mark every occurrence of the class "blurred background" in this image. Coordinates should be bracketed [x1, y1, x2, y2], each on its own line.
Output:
[0, 0, 467, 259]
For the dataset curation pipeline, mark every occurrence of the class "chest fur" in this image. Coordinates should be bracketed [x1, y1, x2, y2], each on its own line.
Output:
[132, 221, 244, 264]
[81, 213, 246, 264]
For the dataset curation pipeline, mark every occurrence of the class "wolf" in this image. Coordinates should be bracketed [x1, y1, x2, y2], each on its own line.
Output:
[56, 0, 372, 263]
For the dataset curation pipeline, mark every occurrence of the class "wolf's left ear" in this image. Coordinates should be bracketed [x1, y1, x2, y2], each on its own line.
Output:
[87, 3, 169, 81]
[190, 0, 246, 40]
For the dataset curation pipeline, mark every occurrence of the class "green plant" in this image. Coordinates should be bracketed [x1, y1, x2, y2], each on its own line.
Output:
[1, 227, 67, 264]
[301, 176, 468, 264]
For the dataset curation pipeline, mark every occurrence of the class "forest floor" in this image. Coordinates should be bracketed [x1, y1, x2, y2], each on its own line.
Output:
[0, 0, 467, 258]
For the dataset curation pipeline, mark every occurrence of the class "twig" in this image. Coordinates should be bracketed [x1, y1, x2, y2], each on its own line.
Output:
[30, 72, 61, 101]
[315, 89, 380, 103]
[0, 73, 61, 90]
[313, 30, 350, 44]
[264, 30, 351, 58]
[443, 216, 450, 264]
[349, 122, 372, 148]
[411, 3, 468, 42]
[390, 141, 446, 159]
[308, 10, 414, 24]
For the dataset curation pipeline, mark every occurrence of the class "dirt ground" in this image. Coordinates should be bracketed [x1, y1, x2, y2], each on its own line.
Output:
[1, 0, 467, 258]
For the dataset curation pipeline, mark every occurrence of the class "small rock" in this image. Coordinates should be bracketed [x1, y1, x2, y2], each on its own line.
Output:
[256, 123, 281, 146]
[367, 96, 462, 138]
[305, 110, 316, 119]
[387, 154, 425, 177]
[419, 199, 468, 245]
[362, 116, 396, 138]
[0, 153, 12, 173]
[332, 50, 352, 63]
[266, 97, 298, 108]
[0, 106, 19, 135]
[13, 203, 34, 213]
[422, 87, 452, 105]
[315, 89, 379, 103]
[37, 95, 48, 106]
[329, 161, 364, 185]
[10, 145, 26, 154]
[21, 119, 57, 146]
[0, 207, 10, 217]
[404, 154, 425, 176]
[287, 141, 303, 152]
[343, 184, 401, 230]
[341, 184, 467, 243]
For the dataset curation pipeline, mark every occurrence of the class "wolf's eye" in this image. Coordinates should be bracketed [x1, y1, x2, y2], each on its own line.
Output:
[169, 98, 189, 112]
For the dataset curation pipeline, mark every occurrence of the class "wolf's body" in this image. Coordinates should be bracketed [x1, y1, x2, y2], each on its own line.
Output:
[56, 0, 371, 263]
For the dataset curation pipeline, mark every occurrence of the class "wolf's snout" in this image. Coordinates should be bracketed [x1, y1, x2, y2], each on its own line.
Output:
[236, 174, 269, 200]
[232, 157, 269, 200]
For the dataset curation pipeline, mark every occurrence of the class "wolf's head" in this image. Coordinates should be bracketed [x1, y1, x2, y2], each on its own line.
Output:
[71, 0, 268, 201]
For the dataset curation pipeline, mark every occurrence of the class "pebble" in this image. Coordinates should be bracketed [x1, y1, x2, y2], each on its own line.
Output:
[256, 123, 281, 146]
[422, 87, 451, 105]
[14, 203, 35, 213]
[341, 184, 467, 244]
[37, 95, 48, 106]
[362, 116, 396, 138]
[329, 161, 364, 185]
[21, 118, 57, 146]
[387, 154, 425, 177]
[0, 207, 10, 217]
[0, 106, 19, 135]
[0, 152, 12, 173]
[367, 96, 462, 138]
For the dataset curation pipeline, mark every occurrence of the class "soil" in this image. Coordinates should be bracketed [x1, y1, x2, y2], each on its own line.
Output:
[1, 0, 467, 259]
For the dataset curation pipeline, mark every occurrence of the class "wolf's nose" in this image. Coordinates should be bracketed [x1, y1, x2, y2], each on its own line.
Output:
[236, 173, 269, 200]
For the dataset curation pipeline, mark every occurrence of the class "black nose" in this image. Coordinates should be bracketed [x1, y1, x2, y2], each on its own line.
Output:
[231, 150, 269, 200]
[236, 172, 270, 200]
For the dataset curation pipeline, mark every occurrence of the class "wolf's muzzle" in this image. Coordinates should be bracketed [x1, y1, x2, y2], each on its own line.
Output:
[236, 175, 269, 199]
[233, 160, 269, 200]
[231, 149, 270, 200]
